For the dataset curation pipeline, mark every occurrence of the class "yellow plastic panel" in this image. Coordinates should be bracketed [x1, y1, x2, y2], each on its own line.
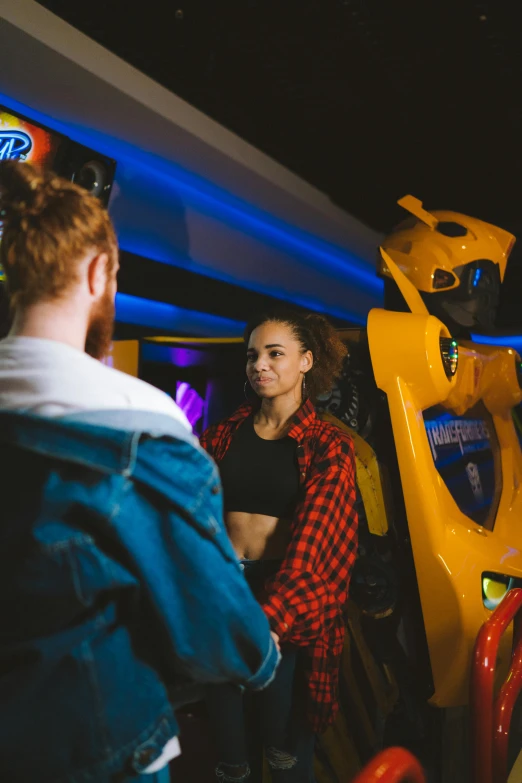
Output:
[321, 412, 389, 536]
[379, 248, 430, 316]
[367, 308, 522, 707]
[102, 340, 139, 377]
[397, 195, 439, 229]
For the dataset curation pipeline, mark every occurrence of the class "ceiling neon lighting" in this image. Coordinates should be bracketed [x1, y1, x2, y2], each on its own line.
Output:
[0, 93, 377, 283]
[0, 92, 382, 326]
[119, 240, 372, 325]
[116, 166, 380, 293]
[116, 292, 245, 337]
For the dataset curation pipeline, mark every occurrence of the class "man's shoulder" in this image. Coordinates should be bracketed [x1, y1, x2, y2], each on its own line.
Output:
[95, 360, 162, 398]
[0, 336, 190, 430]
[89, 360, 191, 427]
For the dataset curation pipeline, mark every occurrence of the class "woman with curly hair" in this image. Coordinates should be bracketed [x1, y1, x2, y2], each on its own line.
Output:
[201, 310, 358, 783]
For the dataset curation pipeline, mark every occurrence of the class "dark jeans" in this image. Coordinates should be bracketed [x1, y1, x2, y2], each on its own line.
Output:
[206, 560, 316, 783]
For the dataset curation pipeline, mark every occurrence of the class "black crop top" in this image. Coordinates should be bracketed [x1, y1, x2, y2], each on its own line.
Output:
[219, 416, 300, 518]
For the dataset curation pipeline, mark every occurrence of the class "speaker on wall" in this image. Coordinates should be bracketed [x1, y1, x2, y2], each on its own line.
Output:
[54, 139, 116, 207]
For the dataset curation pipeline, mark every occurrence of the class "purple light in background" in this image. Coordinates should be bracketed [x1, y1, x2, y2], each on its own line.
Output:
[176, 381, 205, 428]
[168, 348, 198, 368]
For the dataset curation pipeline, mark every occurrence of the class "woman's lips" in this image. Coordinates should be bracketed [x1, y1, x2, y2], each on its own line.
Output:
[253, 377, 273, 385]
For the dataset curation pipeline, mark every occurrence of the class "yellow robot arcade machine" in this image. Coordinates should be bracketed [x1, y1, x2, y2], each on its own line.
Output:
[315, 197, 522, 782]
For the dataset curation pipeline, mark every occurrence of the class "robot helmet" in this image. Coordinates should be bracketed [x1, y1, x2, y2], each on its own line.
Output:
[379, 195, 515, 335]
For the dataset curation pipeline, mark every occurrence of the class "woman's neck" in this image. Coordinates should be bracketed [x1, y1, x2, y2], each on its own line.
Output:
[255, 393, 303, 434]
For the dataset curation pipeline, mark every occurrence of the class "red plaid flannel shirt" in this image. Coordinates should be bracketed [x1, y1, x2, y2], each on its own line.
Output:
[200, 398, 358, 733]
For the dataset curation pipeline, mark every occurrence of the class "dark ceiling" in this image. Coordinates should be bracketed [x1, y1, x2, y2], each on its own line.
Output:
[35, 0, 522, 326]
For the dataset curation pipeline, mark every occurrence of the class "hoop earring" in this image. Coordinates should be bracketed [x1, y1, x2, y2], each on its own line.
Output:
[302, 373, 307, 399]
[244, 380, 251, 400]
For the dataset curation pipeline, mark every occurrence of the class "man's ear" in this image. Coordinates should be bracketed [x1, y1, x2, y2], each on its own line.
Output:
[87, 252, 110, 298]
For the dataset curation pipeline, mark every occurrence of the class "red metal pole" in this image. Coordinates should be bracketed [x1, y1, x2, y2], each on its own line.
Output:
[351, 747, 425, 783]
[471, 622, 496, 783]
[493, 609, 522, 783]
[470, 588, 522, 783]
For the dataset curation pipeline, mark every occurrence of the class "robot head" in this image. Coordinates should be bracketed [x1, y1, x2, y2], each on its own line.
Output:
[379, 196, 516, 336]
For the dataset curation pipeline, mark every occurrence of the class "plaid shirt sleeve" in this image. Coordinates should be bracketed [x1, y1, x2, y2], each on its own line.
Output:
[199, 426, 216, 457]
[262, 429, 358, 644]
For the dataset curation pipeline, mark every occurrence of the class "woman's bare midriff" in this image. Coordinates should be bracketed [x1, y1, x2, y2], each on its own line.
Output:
[225, 511, 291, 561]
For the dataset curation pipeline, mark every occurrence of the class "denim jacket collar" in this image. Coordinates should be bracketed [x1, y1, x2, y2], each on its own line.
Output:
[0, 409, 197, 478]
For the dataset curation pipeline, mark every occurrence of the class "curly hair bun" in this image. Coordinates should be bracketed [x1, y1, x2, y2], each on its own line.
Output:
[0, 159, 49, 220]
[0, 160, 117, 310]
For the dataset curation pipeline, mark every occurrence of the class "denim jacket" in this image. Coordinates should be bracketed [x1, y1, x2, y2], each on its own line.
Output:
[0, 410, 279, 783]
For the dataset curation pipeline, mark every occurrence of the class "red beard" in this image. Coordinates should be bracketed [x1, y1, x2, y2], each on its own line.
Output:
[85, 286, 115, 360]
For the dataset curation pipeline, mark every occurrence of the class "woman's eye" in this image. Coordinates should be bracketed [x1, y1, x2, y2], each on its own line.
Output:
[270, 351, 283, 358]
[246, 355, 256, 363]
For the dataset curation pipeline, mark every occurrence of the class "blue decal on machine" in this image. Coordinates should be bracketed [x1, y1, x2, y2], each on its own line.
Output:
[0, 130, 32, 160]
[423, 403, 501, 528]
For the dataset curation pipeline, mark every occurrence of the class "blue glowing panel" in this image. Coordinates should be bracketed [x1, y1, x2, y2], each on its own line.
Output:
[111, 161, 381, 323]
[471, 333, 522, 352]
[423, 402, 501, 529]
[115, 293, 245, 337]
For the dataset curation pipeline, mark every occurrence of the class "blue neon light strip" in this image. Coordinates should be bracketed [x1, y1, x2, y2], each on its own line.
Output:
[116, 293, 245, 337]
[118, 241, 370, 325]
[116, 165, 380, 293]
[471, 333, 522, 352]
